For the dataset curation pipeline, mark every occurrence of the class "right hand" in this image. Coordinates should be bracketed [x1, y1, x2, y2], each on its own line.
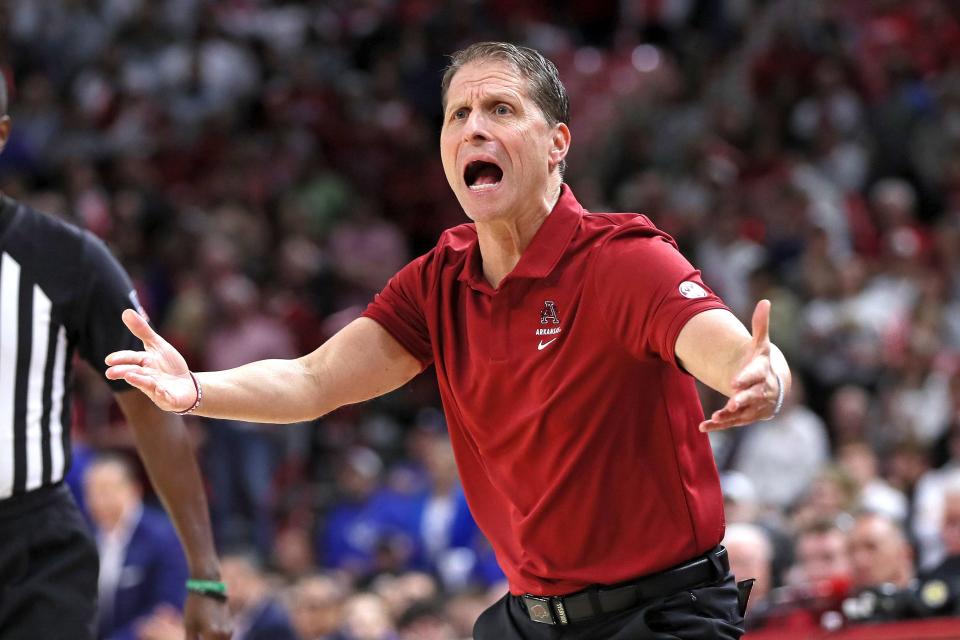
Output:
[183, 594, 233, 640]
[105, 309, 198, 413]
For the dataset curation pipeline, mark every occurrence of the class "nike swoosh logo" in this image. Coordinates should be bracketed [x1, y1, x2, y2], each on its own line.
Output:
[537, 338, 559, 351]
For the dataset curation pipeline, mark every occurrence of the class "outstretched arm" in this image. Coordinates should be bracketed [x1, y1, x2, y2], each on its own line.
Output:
[114, 390, 231, 640]
[675, 299, 792, 431]
[105, 310, 423, 423]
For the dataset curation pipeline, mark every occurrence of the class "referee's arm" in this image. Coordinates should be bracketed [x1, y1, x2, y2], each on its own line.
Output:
[676, 299, 792, 431]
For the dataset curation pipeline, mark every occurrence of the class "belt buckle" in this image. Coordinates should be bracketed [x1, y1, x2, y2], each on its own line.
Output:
[522, 595, 557, 625]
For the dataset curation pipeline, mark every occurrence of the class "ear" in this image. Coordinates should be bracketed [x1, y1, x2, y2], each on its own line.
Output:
[0, 116, 9, 154]
[548, 122, 571, 172]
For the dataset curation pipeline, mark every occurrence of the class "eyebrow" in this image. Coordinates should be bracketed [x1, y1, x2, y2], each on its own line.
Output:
[446, 90, 521, 116]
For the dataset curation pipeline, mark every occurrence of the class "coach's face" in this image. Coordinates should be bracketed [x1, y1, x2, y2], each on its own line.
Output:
[440, 60, 569, 224]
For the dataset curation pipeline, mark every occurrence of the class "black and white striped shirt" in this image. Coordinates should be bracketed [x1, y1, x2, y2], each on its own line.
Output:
[0, 194, 141, 500]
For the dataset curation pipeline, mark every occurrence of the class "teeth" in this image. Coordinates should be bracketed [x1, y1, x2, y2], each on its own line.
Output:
[469, 183, 499, 191]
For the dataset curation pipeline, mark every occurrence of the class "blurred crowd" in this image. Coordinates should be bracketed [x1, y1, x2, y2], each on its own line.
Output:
[5, 0, 960, 637]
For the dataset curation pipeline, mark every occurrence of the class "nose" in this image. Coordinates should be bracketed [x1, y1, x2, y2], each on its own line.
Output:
[462, 110, 490, 143]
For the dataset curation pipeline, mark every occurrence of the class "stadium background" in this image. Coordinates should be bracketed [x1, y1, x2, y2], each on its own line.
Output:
[4, 0, 960, 638]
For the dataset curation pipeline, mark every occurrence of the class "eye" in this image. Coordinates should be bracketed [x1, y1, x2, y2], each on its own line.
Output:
[495, 104, 511, 116]
[452, 108, 468, 120]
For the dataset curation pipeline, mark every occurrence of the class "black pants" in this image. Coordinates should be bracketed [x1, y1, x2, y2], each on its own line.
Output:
[474, 574, 744, 639]
[0, 484, 99, 640]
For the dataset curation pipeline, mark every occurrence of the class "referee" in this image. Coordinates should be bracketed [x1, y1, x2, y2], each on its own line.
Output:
[0, 76, 230, 640]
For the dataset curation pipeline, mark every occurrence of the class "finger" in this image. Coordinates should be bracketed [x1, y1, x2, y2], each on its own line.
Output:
[123, 371, 160, 395]
[730, 384, 766, 409]
[714, 397, 763, 421]
[707, 406, 744, 425]
[751, 299, 771, 349]
[122, 308, 161, 348]
[700, 418, 745, 432]
[700, 399, 763, 431]
[106, 364, 150, 380]
[732, 359, 767, 390]
[699, 410, 763, 432]
[105, 350, 150, 367]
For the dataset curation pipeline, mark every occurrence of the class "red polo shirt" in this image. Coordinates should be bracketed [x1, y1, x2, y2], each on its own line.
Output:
[363, 186, 728, 595]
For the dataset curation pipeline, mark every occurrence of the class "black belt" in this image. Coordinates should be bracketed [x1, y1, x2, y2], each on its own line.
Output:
[519, 546, 729, 625]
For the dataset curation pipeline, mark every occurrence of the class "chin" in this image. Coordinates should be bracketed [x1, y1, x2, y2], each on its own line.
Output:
[460, 201, 508, 224]
[455, 190, 505, 222]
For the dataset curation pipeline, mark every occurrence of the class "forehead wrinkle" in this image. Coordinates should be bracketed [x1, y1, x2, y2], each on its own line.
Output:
[446, 66, 529, 109]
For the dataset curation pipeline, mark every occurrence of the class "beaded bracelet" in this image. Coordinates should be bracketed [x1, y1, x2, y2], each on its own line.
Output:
[174, 371, 203, 415]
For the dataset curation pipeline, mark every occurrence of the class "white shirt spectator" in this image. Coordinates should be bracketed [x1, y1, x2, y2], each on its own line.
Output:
[733, 405, 830, 509]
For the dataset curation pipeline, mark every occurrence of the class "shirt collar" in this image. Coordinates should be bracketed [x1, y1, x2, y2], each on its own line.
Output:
[98, 504, 143, 548]
[458, 184, 584, 292]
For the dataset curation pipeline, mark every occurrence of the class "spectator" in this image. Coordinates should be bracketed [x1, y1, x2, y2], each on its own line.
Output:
[203, 273, 298, 557]
[83, 454, 188, 640]
[318, 447, 412, 579]
[396, 600, 457, 640]
[847, 512, 915, 593]
[731, 379, 830, 509]
[791, 466, 859, 532]
[837, 441, 908, 522]
[719, 471, 760, 525]
[370, 572, 438, 623]
[761, 519, 853, 633]
[923, 476, 960, 582]
[791, 519, 852, 590]
[287, 574, 347, 640]
[339, 593, 397, 640]
[827, 385, 873, 447]
[387, 430, 503, 590]
[723, 523, 773, 624]
[221, 552, 298, 640]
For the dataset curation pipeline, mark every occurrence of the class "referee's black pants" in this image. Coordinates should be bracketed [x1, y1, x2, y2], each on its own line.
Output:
[474, 574, 744, 639]
[0, 484, 99, 640]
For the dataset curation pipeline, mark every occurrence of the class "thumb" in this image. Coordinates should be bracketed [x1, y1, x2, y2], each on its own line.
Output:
[751, 299, 771, 349]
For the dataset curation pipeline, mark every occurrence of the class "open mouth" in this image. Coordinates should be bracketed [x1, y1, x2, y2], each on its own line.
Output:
[464, 160, 503, 191]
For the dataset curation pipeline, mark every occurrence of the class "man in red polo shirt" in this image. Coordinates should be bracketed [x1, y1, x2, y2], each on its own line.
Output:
[106, 42, 791, 639]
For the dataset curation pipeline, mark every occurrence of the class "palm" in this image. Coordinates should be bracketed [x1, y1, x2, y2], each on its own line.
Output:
[105, 309, 197, 413]
[699, 300, 780, 431]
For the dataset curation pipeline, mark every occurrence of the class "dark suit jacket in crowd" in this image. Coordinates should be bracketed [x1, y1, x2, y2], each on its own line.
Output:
[98, 507, 187, 640]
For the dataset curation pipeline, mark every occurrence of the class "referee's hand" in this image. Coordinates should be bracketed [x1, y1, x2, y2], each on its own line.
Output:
[137, 600, 232, 640]
[105, 309, 199, 413]
[184, 593, 233, 640]
[698, 300, 783, 432]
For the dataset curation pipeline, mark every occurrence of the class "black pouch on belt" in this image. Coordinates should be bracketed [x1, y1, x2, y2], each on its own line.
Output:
[736, 579, 756, 617]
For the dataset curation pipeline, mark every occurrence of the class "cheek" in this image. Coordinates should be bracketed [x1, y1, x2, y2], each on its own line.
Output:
[439, 141, 458, 175]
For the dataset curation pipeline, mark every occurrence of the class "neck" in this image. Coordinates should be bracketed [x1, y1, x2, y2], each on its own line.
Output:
[476, 182, 562, 288]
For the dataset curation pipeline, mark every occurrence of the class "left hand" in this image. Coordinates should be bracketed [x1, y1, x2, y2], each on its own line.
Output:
[699, 300, 782, 432]
[183, 593, 232, 640]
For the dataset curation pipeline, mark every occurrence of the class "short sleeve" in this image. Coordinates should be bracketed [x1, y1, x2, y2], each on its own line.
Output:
[76, 232, 145, 391]
[591, 221, 729, 367]
[362, 254, 433, 367]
